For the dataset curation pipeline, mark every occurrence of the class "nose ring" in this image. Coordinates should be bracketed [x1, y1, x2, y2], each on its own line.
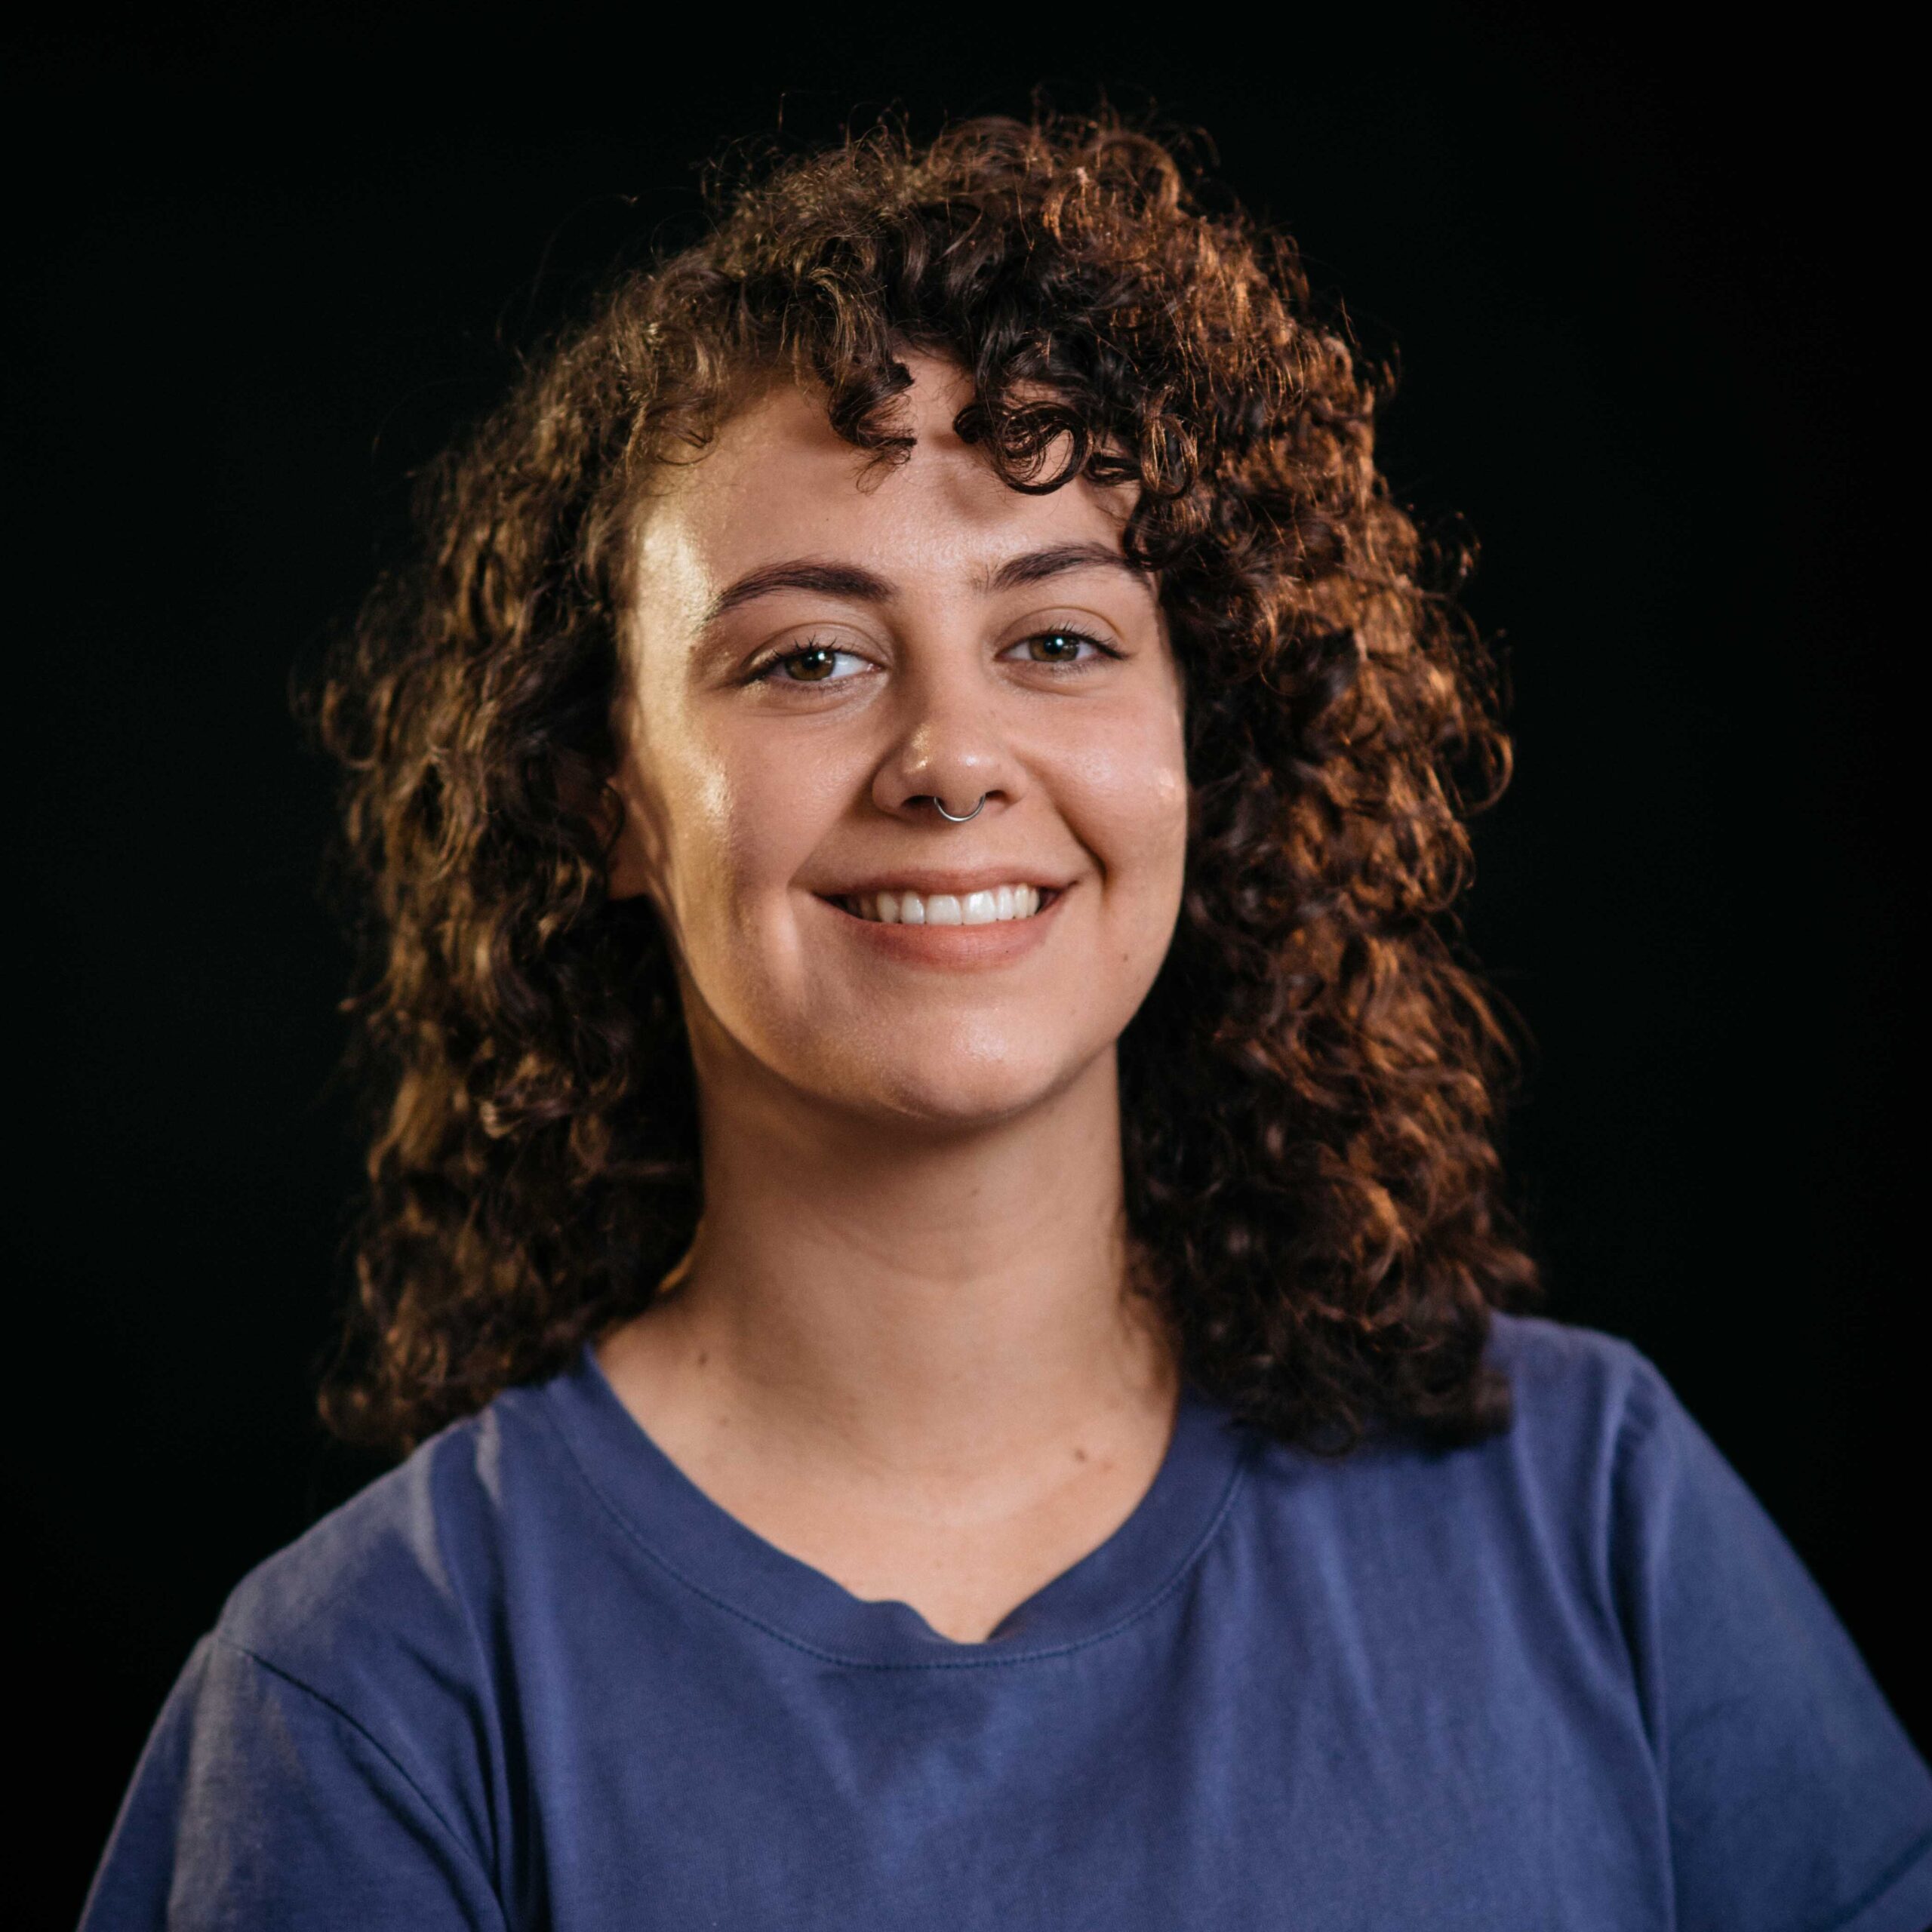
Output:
[930, 794, 986, 823]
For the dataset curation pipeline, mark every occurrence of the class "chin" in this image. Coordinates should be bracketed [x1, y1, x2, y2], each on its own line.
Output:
[823, 1035, 1094, 1132]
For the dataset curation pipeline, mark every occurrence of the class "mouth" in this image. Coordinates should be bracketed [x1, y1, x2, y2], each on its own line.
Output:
[823, 884, 1063, 927]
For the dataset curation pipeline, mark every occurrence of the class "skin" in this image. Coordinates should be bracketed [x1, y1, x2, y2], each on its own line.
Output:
[595, 355, 1192, 1643]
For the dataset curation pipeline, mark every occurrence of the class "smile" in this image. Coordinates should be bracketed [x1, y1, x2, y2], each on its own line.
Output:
[835, 885, 1055, 926]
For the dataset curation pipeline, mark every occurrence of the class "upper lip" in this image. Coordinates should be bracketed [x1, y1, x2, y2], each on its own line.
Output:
[814, 868, 1072, 897]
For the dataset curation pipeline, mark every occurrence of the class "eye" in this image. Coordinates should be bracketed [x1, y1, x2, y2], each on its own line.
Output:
[1006, 627, 1118, 669]
[752, 641, 872, 685]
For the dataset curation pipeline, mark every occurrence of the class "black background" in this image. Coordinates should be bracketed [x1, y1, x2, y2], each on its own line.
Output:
[9, 6, 1921, 1919]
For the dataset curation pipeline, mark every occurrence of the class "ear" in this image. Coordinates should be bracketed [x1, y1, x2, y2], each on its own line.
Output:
[592, 665, 672, 908]
[557, 758, 648, 903]
[601, 783, 654, 902]
[580, 776, 651, 903]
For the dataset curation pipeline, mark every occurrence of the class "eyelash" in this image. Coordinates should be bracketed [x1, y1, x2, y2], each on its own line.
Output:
[749, 627, 1121, 686]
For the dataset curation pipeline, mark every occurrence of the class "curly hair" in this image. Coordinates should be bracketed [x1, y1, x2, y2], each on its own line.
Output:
[303, 108, 1540, 1457]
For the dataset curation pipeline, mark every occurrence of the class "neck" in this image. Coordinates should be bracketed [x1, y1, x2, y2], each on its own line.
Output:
[600, 1012, 1176, 1500]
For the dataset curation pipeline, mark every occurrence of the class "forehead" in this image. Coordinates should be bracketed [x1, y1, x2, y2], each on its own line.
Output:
[629, 363, 1138, 628]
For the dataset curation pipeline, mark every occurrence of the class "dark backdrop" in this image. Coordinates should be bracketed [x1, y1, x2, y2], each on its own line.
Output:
[9, 8, 1920, 1920]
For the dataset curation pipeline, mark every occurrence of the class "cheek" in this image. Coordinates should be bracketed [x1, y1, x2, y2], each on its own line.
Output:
[617, 694, 742, 942]
[655, 723, 839, 943]
[1068, 701, 1191, 891]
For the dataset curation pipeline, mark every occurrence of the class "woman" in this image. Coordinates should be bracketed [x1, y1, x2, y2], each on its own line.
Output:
[83, 114, 1931, 1929]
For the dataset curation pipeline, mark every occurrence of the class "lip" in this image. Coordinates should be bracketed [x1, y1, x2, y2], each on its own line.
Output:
[812, 879, 1072, 970]
[814, 866, 1073, 897]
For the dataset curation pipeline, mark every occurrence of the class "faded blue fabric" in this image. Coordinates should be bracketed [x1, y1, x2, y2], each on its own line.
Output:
[82, 1315, 1932, 1931]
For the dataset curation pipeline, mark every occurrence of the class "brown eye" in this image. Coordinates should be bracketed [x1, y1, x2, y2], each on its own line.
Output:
[1013, 629, 1111, 666]
[754, 641, 868, 685]
[784, 646, 838, 682]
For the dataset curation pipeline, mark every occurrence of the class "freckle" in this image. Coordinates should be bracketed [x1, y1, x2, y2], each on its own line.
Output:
[1072, 1445, 1089, 1463]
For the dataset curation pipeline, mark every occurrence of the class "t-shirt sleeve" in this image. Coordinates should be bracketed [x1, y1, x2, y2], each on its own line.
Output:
[1611, 1358, 1932, 1932]
[79, 1632, 506, 1932]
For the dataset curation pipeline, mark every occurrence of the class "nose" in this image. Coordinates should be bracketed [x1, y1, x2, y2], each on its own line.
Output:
[870, 656, 1027, 825]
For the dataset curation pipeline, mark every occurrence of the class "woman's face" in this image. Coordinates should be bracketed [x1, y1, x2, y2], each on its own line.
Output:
[606, 355, 1189, 1128]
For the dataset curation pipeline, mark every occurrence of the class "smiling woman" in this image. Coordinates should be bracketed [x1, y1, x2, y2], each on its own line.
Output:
[601, 356, 1189, 1176]
[80, 111, 1932, 1931]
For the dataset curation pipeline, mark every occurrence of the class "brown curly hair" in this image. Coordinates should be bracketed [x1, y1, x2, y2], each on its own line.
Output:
[303, 108, 1541, 1457]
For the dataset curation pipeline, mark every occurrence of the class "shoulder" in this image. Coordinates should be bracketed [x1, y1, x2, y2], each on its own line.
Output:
[1223, 1315, 1690, 1632]
[79, 1391, 574, 1930]
[1475, 1328, 1932, 1924]
[1475, 1311, 1773, 1572]
[1484, 1308, 1669, 1425]
[1231, 1313, 1712, 1653]
[1481, 1309, 1680, 1475]
[1263, 1310, 1685, 1515]
[213, 1374, 573, 1716]
[1454, 1311, 1737, 1581]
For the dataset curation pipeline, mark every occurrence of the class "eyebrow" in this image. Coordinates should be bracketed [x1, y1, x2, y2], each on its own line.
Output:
[700, 541, 1148, 626]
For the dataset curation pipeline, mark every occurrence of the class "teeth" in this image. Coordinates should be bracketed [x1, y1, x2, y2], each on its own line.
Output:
[846, 884, 1045, 925]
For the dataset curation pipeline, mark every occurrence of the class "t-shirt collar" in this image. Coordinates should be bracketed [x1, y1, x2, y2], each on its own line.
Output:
[543, 1340, 1254, 1668]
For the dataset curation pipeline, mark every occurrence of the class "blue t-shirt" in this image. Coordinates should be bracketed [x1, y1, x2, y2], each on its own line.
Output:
[82, 1315, 1932, 1930]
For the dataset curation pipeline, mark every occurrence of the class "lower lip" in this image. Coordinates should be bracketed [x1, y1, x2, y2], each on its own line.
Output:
[815, 888, 1069, 970]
